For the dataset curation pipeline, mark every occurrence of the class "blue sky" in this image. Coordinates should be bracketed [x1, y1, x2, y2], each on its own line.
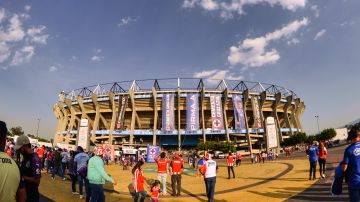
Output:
[0, 0, 359, 139]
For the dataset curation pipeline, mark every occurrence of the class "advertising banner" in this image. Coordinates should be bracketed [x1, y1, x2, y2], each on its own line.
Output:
[232, 94, 246, 131]
[266, 117, 278, 148]
[162, 94, 175, 132]
[116, 95, 129, 129]
[251, 96, 263, 128]
[146, 145, 160, 163]
[186, 93, 199, 131]
[103, 144, 114, 161]
[93, 146, 103, 156]
[210, 94, 224, 130]
[77, 119, 89, 151]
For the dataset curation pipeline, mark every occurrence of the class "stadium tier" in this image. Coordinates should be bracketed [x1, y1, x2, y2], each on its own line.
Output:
[53, 78, 305, 152]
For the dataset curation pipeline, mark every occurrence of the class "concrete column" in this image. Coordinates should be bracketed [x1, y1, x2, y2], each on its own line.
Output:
[108, 92, 117, 145]
[91, 94, 101, 143]
[273, 93, 283, 148]
[177, 88, 181, 150]
[260, 91, 267, 148]
[152, 88, 158, 145]
[129, 90, 136, 146]
[222, 89, 230, 142]
[77, 96, 94, 128]
[284, 96, 293, 136]
[243, 90, 253, 154]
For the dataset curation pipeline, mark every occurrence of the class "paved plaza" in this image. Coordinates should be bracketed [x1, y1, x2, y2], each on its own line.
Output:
[37, 144, 351, 202]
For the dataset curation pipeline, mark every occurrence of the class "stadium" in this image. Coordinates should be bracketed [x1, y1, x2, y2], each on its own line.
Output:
[53, 78, 305, 153]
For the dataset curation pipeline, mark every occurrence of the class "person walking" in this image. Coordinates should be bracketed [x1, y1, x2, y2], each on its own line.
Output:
[201, 153, 218, 202]
[37, 145, 45, 170]
[342, 126, 360, 202]
[306, 141, 319, 180]
[155, 152, 170, 195]
[227, 152, 235, 179]
[169, 153, 184, 196]
[132, 161, 150, 202]
[15, 134, 42, 202]
[150, 180, 161, 202]
[87, 150, 117, 202]
[52, 148, 63, 180]
[46, 149, 53, 174]
[68, 151, 79, 195]
[236, 152, 242, 166]
[0, 121, 26, 202]
[74, 146, 90, 200]
[318, 141, 327, 179]
[61, 149, 69, 180]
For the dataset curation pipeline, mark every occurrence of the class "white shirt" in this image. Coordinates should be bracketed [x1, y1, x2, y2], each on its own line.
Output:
[204, 159, 217, 178]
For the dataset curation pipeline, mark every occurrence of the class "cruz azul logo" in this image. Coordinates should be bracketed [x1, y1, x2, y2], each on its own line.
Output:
[210, 94, 223, 130]
[354, 148, 360, 156]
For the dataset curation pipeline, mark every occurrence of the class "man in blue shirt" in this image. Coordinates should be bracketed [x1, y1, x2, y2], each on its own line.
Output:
[342, 126, 360, 202]
[306, 141, 319, 180]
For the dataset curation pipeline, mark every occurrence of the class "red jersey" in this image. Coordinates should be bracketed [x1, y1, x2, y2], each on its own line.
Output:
[151, 186, 161, 198]
[155, 158, 170, 174]
[6, 149, 11, 157]
[170, 158, 184, 175]
[227, 155, 234, 166]
[46, 151, 53, 160]
[237, 154, 242, 160]
[318, 148, 327, 159]
[133, 168, 145, 192]
[37, 147, 45, 158]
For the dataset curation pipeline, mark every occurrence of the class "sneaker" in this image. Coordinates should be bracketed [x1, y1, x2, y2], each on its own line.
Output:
[51, 177, 55, 180]
[62, 178, 66, 181]
[79, 195, 83, 199]
[72, 192, 79, 195]
[322, 174, 326, 178]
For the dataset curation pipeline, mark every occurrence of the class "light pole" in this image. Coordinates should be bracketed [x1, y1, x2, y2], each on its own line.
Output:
[36, 118, 41, 141]
[315, 115, 320, 134]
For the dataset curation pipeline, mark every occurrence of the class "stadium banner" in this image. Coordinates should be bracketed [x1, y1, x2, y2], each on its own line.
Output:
[186, 93, 199, 131]
[162, 94, 175, 132]
[266, 117, 278, 148]
[210, 94, 224, 130]
[103, 144, 115, 161]
[251, 96, 263, 129]
[116, 95, 129, 129]
[78, 119, 89, 151]
[146, 145, 160, 163]
[232, 94, 246, 131]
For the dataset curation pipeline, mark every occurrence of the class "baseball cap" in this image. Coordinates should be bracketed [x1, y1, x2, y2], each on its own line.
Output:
[14, 135, 30, 150]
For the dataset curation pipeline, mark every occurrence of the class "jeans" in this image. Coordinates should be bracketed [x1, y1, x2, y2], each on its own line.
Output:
[227, 166, 235, 178]
[46, 159, 52, 173]
[134, 190, 146, 202]
[318, 158, 326, 176]
[52, 165, 63, 178]
[171, 174, 182, 195]
[309, 161, 317, 179]
[61, 162, 67, 177]
[70, 174, 77, 192]
[89, 184, 105, 202]
[236, 159, 241, 166]
[157, 173, 167, 194]
[78, 174, 90, 199]
[349, 189, 360, 202]
[205, 177, 216, 202]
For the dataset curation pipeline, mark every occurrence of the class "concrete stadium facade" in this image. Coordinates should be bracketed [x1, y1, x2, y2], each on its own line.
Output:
[53, 78, 305, 153]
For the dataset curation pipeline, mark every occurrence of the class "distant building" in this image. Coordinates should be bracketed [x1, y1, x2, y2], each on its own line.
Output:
[333, 128, 348, 141]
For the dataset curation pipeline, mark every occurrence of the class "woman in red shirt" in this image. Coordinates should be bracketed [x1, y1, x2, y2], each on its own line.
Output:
[318, 142, 327, 178]
[150, 180, 161, 202]
[132, 161, 150, 202]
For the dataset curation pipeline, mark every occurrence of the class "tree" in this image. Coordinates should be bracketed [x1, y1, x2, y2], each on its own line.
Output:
[316, 128, 337, 141]
[291, 132, 307, 144]
[9, 127, 24, 136]
[306, 135, 316, 144]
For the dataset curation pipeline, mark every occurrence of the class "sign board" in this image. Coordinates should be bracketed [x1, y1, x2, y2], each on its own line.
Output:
[210, 94, 224, 130]
[116, 95, 129, 129]
[251, 96, 263, 128]
[123, 148, 137, 155]
[80, 119, 89, 127]
[77, 126, 89, 150]
[162, 94, 175, 132]
[186, 93, 199, 131]
[266, 117, 278, 148]
[232, 94, 246, 130]
[146, 146, 160, 163]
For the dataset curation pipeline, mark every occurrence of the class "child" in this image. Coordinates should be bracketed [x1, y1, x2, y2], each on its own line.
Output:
[151, 180, 161, 202]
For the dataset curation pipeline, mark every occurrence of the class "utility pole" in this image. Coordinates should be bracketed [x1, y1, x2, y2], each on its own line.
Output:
[36, 118, 41, 141]
[315, 115, 320, 134]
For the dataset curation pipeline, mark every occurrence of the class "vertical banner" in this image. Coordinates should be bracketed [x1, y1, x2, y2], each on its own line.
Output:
[266, 117, 278, 148]
[210, 94, 224, 130]
[146, 145, 160, 163]
[251, 96, 263, 129]
[232, 94, 246, 130]
[103, 144, 115, 161]
[186, 93, 199, 131]
[162, 94, 175, 132]
[78, 119, 89, 151]
[116, 95, 129, 129]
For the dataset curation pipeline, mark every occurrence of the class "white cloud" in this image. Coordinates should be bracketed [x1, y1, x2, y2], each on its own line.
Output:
[71, 56, 77, 61]
[10, 45, 35, 66]
[0, 14, 25, 42]
[183, 0, 306, 19]
[0, 42, 11, 63]
[310, 5, 319, 18]
[49, 65, 57, 72]
[91, 55, 103, 62]
[24, 5, 31, 12]
[96, 49, 102, 53]
[287, 38, 300, 45]
[27, 25, 49, 44]
[0, 8, 5, 23]
[314, 29, 326, 40]
[117, 17, 137, 27]
[228, 17, 309, 67]
[193, 68, 243, 84]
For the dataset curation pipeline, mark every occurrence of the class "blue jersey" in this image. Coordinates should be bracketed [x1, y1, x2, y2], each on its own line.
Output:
[343, 142, 360, 190]
[307, 146, 319, 162]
